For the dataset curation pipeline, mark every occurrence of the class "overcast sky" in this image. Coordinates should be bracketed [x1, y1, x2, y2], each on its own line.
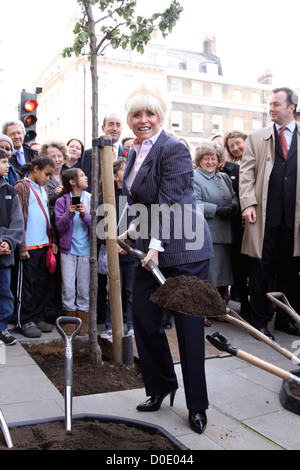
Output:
[1, 0, 299, 118]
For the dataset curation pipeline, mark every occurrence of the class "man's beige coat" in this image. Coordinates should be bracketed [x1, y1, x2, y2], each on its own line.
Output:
[239, 123, 300, 258]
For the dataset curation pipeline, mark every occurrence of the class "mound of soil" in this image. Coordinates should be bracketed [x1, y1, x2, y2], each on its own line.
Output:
[150, 275, 226, 318]
[0, 351, 186, 450]
[3, 420, 179, 451]
[31, 351, 144, 396]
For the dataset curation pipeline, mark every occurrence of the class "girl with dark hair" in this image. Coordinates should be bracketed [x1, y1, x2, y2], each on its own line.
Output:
[55, 168, 91, 335]
[14, 156, 57, 338]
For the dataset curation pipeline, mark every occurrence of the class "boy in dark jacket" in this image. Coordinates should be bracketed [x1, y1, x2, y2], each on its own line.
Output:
[0, 149, 24, 344]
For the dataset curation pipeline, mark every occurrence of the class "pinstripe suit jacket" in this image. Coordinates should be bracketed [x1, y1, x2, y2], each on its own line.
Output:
[122, 130, 213, 268]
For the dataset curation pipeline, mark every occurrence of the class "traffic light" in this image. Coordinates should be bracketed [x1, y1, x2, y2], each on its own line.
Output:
[19, 90, 38, 143]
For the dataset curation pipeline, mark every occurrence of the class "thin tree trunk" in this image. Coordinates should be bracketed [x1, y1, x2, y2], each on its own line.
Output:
[85, 3, 102, 364]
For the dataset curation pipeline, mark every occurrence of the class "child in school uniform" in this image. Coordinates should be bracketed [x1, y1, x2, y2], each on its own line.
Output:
[14, 155, 57, 338]
[55, 168, 91, 335]
[0, 149, 24, 345]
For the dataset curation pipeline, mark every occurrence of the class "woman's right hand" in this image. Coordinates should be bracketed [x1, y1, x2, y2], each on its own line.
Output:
[141, 248, 159, 270]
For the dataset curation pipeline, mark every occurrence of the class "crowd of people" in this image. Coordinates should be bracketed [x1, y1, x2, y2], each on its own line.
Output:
[1, 84, 300, 435]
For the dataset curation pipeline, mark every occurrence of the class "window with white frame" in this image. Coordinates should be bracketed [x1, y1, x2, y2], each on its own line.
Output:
[171, 111, 182, 130]
[171, 80, 182, 94]
[252, 92, 261, 104]
[212, 115, 223, 134]
[233, 117, 244, 130]
[206, 62, 219, 75]
[233, 90, 243, 102]
[168, 58, 178, 69]
[122, 49, 132, 62]
[148, 53, 158, 65]
[212, 86, 223, 99]
[187, 60, 198, 72]
[192, 113, 203, 133]
[192, 83, 203, 96]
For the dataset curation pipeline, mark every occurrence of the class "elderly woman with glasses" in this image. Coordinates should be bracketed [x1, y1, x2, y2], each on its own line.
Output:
[193, 141, 238, 304]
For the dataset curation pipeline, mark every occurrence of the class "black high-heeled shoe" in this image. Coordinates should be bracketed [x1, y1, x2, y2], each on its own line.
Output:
[136, 389, 177, 412]
[189, 410, 207, 434]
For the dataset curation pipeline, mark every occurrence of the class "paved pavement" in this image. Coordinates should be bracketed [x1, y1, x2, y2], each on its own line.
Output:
[1, 300, 300, 451]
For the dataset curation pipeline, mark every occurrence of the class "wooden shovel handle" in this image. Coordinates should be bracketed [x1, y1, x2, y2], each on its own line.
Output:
[266, 292, 300, 325]
[225, 311, 299, 364]
[236, 350, 292, 381]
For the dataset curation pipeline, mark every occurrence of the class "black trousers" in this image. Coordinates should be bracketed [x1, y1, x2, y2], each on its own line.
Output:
[132, 260, 210, 412]
[16, 246, 49, 328]
[249, 223, 300, 329]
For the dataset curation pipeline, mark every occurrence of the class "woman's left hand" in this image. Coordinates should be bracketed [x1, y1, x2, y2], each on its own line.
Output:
[141, 248, 159, 270]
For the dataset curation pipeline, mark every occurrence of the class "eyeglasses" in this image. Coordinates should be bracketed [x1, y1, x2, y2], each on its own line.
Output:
[202, 156, 218, 162]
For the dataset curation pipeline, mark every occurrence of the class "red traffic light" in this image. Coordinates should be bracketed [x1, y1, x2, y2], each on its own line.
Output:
[19, 91, 39, 143]
[24, 100, 38, 113]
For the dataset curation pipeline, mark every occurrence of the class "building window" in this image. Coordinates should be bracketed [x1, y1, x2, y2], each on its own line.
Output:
[187, 60, 198, 72]
[252, 92, 261, 104]
[148, 53, 158, 65]
[233, 90, 243, 102]
[168, 58, 178, 69]
[206, 62, 219, 75]
[123, 49, 132, 62]
[233, 117, 244, 130]
[171, 111, 182, 130]
[171, 80, 182, 94]
[192, 83, 203, 96]
[212, 86, 223, 99]
[192, 113, 203, 133]
[252, 119, 262, 130]
[212, 115, 223, 134]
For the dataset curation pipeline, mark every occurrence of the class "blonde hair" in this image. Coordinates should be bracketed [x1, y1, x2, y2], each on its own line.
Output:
[125, 84, 168, 127]
[194, 141, 224, 167]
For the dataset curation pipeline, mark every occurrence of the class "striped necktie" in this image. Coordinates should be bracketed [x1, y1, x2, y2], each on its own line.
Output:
[112, 146, 117, 161]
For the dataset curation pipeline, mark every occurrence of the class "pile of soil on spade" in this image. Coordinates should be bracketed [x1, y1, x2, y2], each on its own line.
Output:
[150, 276, 226, 318]
[31, 351, 144, 396]
[1, 420, 178, 450]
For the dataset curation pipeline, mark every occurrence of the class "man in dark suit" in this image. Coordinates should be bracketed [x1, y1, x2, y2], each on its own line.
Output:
[240, 87, 300, 339]
[2, 120, 38, 176]
[81, 113, 128, 193]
